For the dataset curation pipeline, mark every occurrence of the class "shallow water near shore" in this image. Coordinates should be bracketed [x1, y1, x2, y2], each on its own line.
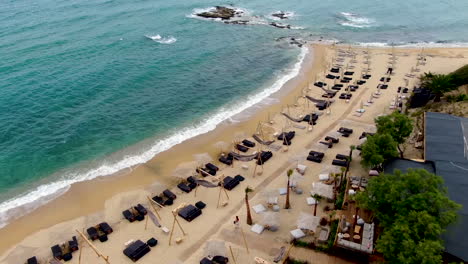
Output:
[1, 0, 468, 228]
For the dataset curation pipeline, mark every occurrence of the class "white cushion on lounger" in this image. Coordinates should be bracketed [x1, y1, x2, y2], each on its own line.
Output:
[278, 188, 287, 195]
[319, 173, 329, 181]
[296, 164, 307, 174]
[252, 204, 267, 214]
[161, 226, 170, 234]
[251, 224, 265, 234]
[307, 197, 318, 205]
[290, 229, 306, 239]
[241, 165, 249, 170]
[267, 197, 278, 205]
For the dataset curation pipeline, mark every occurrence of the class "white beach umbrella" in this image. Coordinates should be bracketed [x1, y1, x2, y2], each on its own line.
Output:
[204, 240, 227, 257]
[260, 212, 280, 227]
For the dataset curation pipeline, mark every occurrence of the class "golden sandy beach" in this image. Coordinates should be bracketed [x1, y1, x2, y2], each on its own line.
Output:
[1, 44, 468, 264]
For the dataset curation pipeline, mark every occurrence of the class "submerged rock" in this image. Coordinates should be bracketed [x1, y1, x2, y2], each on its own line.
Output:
[271, 11, 288, 19]
[269, 22, 291, 29]
[197, 6, 240, 20]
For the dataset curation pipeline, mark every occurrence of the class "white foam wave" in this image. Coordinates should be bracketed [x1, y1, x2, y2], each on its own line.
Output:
[338, 12, 375, 28]
[0, 46, 310, 229]
[145, 34, 177, 44]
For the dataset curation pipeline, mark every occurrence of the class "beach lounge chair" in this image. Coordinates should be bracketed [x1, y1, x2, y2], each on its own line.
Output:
[99, 222, 113, 234]
[152, 195, 165, 206]
[123, 240, 151, 262]
[218, 155, 232, 165]
[331, 67, 340, 73]
[147, 238, 158, 247]
[332, 159, 348, 167]
[344, 71, 354, 76]
[177, 183, 192, 193]
[27, 256, 38, 264]
[205, 163, 219, 171]
[340, 79, 350, 83]
[62, 252, 73, 261]
[362, 74, 371, 79]
[331, 85, 342, 91]
[324, 136, 339, 143]
[335, 154, 350, 160]
[319, 141, 333, 148]
[51, 245, 63, 260]
[242, 139, 256, 148]
[87, 227, 99, 240]
[357, 80, 366, 85]
[212, 256, 229, 264]
[200, 258, 213, 264]
[134, 204, 147, 216]
[99, 233, 108, 242]
[223, 176, 240, 191]
[309, 151, 325, 158]
[257, 151, 273, 165]
[326, 74, 337, 79]
[307, 155, 322, 163]
[68, 236, 78, 252]
[314, 82, 326, 87]
[234, 174, 245, 182]
[178, 204, 202, 222]
[196, 168, 211, 177]
[235, 144, 249, 152]
[123, 210, 135, 222]
[195, 201, 206, 209]
[163, 189, 177, 200]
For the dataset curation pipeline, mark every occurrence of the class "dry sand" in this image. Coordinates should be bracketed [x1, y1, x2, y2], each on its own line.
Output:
[1, 44, 468, 264]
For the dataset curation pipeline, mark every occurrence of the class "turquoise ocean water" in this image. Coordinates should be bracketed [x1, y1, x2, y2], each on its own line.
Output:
[1, 0, 467, 227]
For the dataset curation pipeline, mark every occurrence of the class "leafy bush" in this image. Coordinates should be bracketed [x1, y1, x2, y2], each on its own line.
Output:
[449, 64, 468, 87]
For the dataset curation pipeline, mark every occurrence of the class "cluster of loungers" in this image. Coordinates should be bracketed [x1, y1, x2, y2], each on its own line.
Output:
[337, 127, 353, 137]
[123, 238, 157, 262]
[255, 151, 273, 165]
[200, 256, 229, 264]
[277, 131, 295, 145]
[178, 204, 203, 222]
[50, 236, 79, 261]
[123, 204, 148, 222]
[307, 150, 325, 163]
[152, 189, 177, 206]
[197, 163, 219, 176]
[320, 136, 339, 148]
[87, 222, 113, 242]
[332, 154, 350, 167]
[177, 176, 199, 193]
[235, 139, 256, 153]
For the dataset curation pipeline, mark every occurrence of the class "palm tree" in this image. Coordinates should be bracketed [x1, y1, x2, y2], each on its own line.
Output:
[420, 72, 455, 102]
[285, 169, 293, 209]
[312, 194, 323, 216]
[245, 187, 254, 225]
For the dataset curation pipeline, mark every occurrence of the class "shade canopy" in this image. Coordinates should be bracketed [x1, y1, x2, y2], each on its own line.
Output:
[297, 212, 320, 231]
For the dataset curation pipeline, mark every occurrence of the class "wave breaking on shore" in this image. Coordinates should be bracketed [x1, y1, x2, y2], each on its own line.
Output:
[0, 46, 309, 229]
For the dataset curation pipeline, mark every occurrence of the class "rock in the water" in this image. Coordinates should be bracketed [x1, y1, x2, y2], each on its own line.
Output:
[269, 22, 291, 29]
[224, 20, 249, 25]
[197, 6, 239, 20]
[271, 11, 288, 19]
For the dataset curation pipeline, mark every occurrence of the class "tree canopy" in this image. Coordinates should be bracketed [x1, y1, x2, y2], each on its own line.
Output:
[375, 111, 413, 157]
[360, 133, 398, 168]
[356, 169, 461, 264]
[420, 72, 456, 102]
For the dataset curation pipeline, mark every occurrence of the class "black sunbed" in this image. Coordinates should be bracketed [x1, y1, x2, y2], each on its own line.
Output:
[338, 127, 353, 134]
[257, 151, 273, 165]
[51, 245, 63, 260]
[234, 175, 245, 182]
[314, 82, 326, 87]
[242, 139, 255, 148]
[326, 74, 337, 79]
[344, 71, 354, 75]
[330, 67, 340, 73]
[163, 189, 177, 200]
[178, 204, 202, 222]
[223, 176, 240, 191]
[235, 144, 249, 152]
[340, 79, 350, 83]
[135, 204, 147, 215]
[357, 80, 366, 85]
[123, 240, 151, 262]
[325, 136, 339, 143]
[27, 257, 38, 264]
[123, 210, 135, 222]
[195, 201, 206, 209]
[307, 155, 322, 163]
[362, 74, 371, 79]
[309, 151, 325, 158]
[68, 236, 79, 252]
[200, 258, 213, 264]
[87, 227, 99, 240]
[205, 163, 219, 171]
[319, 141, 333, 148]
[177, 183, 192, 193]
[336, 154, 350, 160]
[219, 155, 233, 165]
[332, 159, 348, 167]
[99, 222, 113, 234]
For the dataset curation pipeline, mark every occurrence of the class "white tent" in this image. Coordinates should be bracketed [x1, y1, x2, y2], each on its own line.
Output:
[297, 212, 320, 231]
[311, 182, 334, 200]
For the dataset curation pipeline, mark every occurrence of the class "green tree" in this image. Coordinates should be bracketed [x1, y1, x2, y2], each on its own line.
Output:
[420, 72, 455, 102]
[360, 133, 398, 169]
[245, 187, 254, 225]
[375, 111, 413, 158]
[356, 169, 461, 263]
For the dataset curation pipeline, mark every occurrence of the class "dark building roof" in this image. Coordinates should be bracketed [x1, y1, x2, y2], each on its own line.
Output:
[425, 112, 468, 262]
[383, 158, 435, 175]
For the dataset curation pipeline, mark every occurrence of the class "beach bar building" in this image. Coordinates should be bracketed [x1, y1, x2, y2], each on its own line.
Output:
[384, 112, 468, 262]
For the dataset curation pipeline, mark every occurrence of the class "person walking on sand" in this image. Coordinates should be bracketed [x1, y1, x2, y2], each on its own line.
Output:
[233, 216, 240, 229]
[386, 67, 393, 75]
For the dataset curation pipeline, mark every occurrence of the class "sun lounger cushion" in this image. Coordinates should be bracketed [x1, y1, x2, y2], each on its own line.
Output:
[152, 196, 164, 205]
[99, 222, 113, 234]
[163, 189, 177, 200]
[27, 257, 38, 264]
[251, 224, 265, 234]
[309, 151, 325, 158]
[212, 256, 229, 264]
[68, 236, 79, 252]
[223, 176, 240, 191]
[252, 204, 267, 214]
[51, 245, 63, 260]
[307, 155, 323, 163]
[177, 183, 192, 193]
[87, 227, 99, 240]
[290, 229, 306, 239]
[200, 258, 213, 264]
[123, 240, 151, 262]
[242, 139, 255, 148]
[234, 175, 245, 182]
[205, 163, 219, 171]
[331, 67, 340, 73]
[332, 159, 348, 167]
[147, 238, 158, 247]
[344, 71, 354, 75]
[135, 204, 147, 215]
[178, 204, 202, 222]
[336, 154, 350, 160]
[236, 144, 249, 152]
[325, 136, 339, 143]
[195, 201, 206, 209]
[123, 210, 135, 222]
[219, 156, 233, 165]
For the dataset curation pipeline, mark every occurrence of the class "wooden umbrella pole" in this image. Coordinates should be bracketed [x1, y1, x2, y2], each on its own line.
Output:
[229, 245, 237, 264]
[281, 243, 294, 264]
[146, 196, 162, 220]
[217, 186, 222, 208]
[78, 229, 84, 264]
[169, 214, 177, 246]
[76, 229, 110, 264]
[144, 214, 149, 230]
[194, 183, 198, 197]
[223, 186, 230, 200]
[239, 227, 250, 254]
[173, 212, 186, 235]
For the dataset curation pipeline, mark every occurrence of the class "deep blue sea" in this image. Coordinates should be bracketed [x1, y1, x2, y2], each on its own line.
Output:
[1, 0, 468, 227]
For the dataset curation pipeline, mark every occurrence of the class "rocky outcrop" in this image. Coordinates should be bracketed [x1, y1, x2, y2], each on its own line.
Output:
[269, 22, 291, 29]
[271, 11, 288, 19]
[196, 6, 241, 20]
